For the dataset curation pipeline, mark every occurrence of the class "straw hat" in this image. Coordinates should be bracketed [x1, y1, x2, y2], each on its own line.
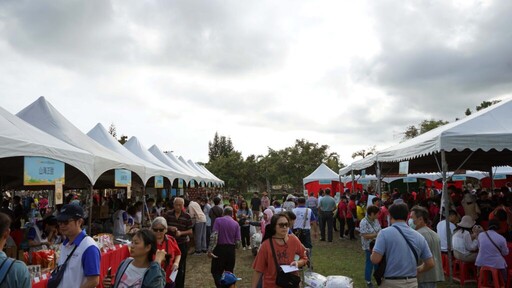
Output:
[457, 215, 475, 229]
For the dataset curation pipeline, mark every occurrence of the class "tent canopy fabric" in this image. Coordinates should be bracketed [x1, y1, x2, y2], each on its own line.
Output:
[87, 124, 177, 184]
[16, 97, 145, 184]
[147, 144, 197, 183]
[185, 158, 219, 185]
[303, 163, 340, 184]
[123, 137, 190, 183]
[341, 98, 512, 175]
[0, 105, 94, 186]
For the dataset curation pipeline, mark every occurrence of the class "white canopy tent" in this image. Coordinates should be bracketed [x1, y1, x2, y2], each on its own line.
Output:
[186, 159, 221, 185]
[123, 137, 190, 184]
[303, 163, 340, 184]
[16, 97, 145, 185]
[0, 105, 94, 187]
[87, 124, 178, 184]
[164, 152, 203, 181]
[147, 144, 198, 183]
[196, 164, 224, 186]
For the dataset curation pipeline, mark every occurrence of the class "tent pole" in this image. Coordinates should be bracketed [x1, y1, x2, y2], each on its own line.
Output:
[376, 161, 382, 196]
[141, 185, 146, 228]
[441, 150, 453, 282]
[489, 167, 495, 192]
[88, 184, 93, 236]
[351, 170, 355, 194]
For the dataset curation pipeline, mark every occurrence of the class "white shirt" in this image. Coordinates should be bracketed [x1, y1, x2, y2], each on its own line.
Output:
[118, 263, 148, 288]
[452, 229, 478, 255]
[436, 220, 456, 252]
[292, 207, 313, 230]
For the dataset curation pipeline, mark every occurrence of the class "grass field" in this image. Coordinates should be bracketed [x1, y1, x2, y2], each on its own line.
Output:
[185, 232, 474, 288]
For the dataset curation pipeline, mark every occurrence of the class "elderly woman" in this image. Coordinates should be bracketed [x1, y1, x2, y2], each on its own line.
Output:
[452, 215, 480, 262]
[476, 219, 509, 282]
[152, 217, 182, 288]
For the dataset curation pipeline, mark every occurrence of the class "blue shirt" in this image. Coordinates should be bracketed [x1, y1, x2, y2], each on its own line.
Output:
[373, 222, 432, 277]
[0, 251, 30, 288]
[62, 230, 101, 276]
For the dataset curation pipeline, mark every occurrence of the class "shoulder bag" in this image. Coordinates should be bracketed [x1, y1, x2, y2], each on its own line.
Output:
[484, 231, 506, 259]
[47, 243, 80, 288]
[393, 225, 419, 264]
[269, 238, 301, 288]
[293, 208, 308, 239]
[0, 257, 15, 286]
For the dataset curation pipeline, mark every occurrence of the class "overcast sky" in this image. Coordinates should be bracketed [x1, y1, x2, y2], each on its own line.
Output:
[1, 0, 511, 166]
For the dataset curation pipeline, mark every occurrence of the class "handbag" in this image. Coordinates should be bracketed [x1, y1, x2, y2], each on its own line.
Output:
[47, 243, 79, 288]
[373, 254, 386, 286]
[269, 238, 301, 288]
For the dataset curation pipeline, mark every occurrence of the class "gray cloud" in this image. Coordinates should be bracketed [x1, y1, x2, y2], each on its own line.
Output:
[355, 1, 512, 117]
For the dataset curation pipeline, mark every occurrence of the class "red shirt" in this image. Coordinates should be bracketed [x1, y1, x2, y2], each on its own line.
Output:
[156, 235, 181, 283]
[337, 201, 347, 219]
[347, 201, 357, 219]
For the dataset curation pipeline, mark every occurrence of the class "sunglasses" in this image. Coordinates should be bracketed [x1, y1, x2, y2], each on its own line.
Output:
[152, 228, 166, 233]
[277, 222, 289, 228]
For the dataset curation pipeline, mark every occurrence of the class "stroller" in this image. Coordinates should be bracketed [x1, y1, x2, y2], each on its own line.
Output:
[249, 221, 262, 256]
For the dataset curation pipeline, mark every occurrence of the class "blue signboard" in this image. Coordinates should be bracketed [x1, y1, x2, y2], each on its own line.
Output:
[452, 175, 466, 181]
[190, 180, 195, 188]
[161, 189, 167, 199]
[24, 156, 65, 186]
[178, 179, 184, 189]
[358, 178, 370, 184]
[319, 179, 331, 185]
[115, 169, 131, 187]
[403, 177, 417, 183]
[494, 174, 507, 180]
[155, 176, 164, 188]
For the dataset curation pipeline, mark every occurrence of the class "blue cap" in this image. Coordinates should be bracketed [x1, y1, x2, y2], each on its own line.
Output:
[220, 271, 241, 286]
[56, 204, 84, 221]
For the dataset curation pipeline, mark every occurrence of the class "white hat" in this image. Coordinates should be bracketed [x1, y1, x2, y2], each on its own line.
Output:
[457, 215, 475, 229]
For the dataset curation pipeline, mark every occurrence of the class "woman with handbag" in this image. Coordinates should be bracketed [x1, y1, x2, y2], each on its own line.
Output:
[237, 200, 253, 250]
[103, 229, 166, 288]
[476, 219, 509, 282]
[252, 213, 307, 288]
[360, 205, 382, 288]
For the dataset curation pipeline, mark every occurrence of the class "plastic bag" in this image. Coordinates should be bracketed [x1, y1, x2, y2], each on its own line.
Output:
[304, 271, 327, 288]
[324, 276, 353, 288]
[32, 249, 56, 269]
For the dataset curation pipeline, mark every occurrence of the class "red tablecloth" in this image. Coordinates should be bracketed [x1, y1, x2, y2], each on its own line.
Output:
[32, 273, 50, 288]
[31, 244, 130, 288]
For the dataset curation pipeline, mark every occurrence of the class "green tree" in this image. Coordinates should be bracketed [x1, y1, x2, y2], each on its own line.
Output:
[402, 125, 419, 141]
[119, 135, 128, 145]
[419, 119, 448, 134]
[108, 123, 117, 138]
[351, 146, 376, 159]
[476, 100, 501, 111]
[465, 108, 472, 116]
[208, 132, 234, 162]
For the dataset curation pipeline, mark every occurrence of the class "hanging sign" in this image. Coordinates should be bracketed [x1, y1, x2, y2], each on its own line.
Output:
[161, 189, 167, 199]
[55, 181, 63, 205]
[361, 170, 366, 178]
[493, 174, 507, 180]
[452, 175, 466, 181]
[178, 179, 184, 189]
[115, 169, 131, 187]
[399, 161, 409, 175]
[403, 177, 417, 183]
[127, 185, 132, 199]
[358, 178, 370, 184]
[24, 156, 65, 186]
[155, 176, 164, 188]
[319, 180, 331, 184]
[190, 180, 195, 188]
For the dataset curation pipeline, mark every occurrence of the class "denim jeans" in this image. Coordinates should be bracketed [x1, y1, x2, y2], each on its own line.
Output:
[365, 249, 378, 282]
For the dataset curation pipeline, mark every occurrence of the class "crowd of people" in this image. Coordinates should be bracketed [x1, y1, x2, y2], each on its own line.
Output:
[1, 181, 512, 287]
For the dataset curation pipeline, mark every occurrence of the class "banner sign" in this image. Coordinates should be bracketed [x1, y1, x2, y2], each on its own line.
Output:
[178, 179, 184, 189]
[403, 177, 417, 183]
[161, 189, 167, 199]
[190, 180, 195, 188]
[24, 157, 65, 186]
[115, 169, 131, 187]
[361, 170, 366, 178]
[493, 174, 507, 180]
[319, 179, 331, 185]
[55, 181, 63, 205]
[358, 178, 370, 184]
[399, 161, 409, 175]
[452, 175, 467, 181]
[155, 176, 164, 188]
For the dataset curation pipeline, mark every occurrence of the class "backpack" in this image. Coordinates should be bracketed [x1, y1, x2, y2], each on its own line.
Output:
[0, 258, 16, 286]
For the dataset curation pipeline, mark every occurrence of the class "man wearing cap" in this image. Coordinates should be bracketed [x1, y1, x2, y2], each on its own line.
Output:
[54, 204, 100, 288]
[371, 203, 434, 288]
[208, 206, 241, 288]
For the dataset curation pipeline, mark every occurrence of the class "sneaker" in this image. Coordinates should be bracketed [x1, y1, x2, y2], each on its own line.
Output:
[366, 281, 374, 288]
[242, 246, 246, 250]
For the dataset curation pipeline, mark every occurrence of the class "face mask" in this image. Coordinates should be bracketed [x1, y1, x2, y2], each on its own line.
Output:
[408, 218, 416, 230]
